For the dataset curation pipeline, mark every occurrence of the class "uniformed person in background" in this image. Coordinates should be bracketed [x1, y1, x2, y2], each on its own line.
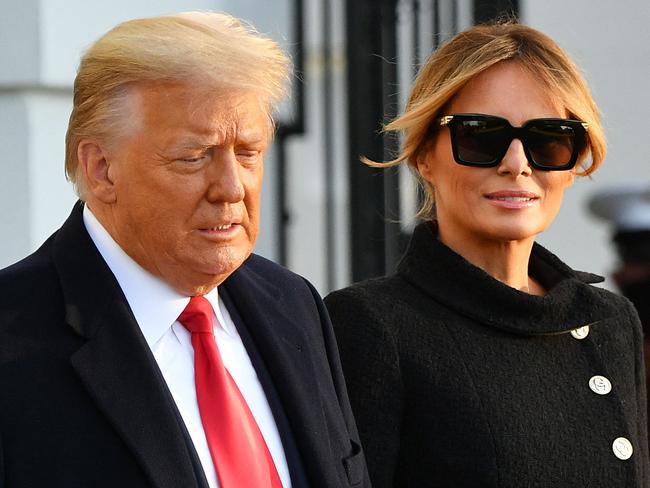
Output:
[590, 183, 650, 449]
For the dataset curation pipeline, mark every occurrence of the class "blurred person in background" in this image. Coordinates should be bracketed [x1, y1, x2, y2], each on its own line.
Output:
[326, 22, 648, 487]
[590, 184, 650, 445]
[0, 12, 369, 488]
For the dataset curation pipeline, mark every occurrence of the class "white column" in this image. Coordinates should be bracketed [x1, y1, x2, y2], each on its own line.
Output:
[0, 0, 245, 268]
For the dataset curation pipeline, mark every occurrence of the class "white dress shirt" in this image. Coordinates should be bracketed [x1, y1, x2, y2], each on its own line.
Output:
[83, 206, 291, 488]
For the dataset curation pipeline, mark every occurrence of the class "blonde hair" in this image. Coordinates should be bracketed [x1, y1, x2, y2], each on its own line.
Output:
[367, 22, 606, 219]
[65, 11, 291, 197]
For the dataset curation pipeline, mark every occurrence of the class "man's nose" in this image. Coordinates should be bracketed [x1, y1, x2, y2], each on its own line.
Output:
[206, 151, 245, 203]
[497, 138, 532, 177]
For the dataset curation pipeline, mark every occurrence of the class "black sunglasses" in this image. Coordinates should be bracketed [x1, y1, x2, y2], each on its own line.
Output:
[437, 113, 589, 171]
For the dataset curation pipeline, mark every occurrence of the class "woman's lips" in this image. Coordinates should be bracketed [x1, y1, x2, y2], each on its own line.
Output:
[484, 190, 540, 209]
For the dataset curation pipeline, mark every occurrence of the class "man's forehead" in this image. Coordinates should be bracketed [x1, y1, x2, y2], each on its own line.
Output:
[129, 81, 273, 140]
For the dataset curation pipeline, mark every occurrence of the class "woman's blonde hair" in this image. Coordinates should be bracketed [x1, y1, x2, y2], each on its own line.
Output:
[65, 11, 291, 197]
[367, 21, 606, 219]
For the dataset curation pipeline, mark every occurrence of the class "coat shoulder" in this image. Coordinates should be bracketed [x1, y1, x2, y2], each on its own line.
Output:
[588, 282, 637, 308]
[326, 274, 405, 305]
[234, 253, 324, 321]
[325, 275, 420, 347]
[244, 253, 311, 288]
[0, 234, 72, 364]
[0, 234, 60, 310]
[325, 274, 431, 328]
[244, 252, 298, 275]
[584, 281, 642, 327]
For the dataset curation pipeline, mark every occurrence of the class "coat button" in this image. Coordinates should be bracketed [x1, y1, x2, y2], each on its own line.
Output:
[589, 375, 612, 395]
[570, 325, 590, 339]
[612, 437, 634, 460]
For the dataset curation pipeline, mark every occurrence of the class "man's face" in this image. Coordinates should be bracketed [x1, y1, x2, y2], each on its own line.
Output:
[103, 83, 269, 295]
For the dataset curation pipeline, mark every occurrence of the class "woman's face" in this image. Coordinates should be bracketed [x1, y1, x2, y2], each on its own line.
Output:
[418, 61, 575, 246]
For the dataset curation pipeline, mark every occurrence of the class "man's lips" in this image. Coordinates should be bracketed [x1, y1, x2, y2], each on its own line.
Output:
[201, 223, 237, 231]
[197, 222, 242, 239]
[484, 190, 540, 209]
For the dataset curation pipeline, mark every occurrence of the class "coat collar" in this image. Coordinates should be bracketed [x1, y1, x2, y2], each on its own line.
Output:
[52, 201, 206, 488]
[397, 221, 619, 336]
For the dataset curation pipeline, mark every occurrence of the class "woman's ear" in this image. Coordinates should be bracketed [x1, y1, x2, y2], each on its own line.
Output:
[565, 168, 576, 188]
[77, 140, 117, 204]
[416, 149, 434, 182]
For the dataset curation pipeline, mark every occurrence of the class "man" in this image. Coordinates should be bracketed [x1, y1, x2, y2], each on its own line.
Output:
[0, 12, 369, 488]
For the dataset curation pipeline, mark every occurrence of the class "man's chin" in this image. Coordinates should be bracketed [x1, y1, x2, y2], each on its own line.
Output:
[197, 251, 250, 280]
[163, 248, 252, 295]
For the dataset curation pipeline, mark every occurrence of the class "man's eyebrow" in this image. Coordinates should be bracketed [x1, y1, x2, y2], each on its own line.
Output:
[170, 133, 221, 149]
[169, 124, 270, 149]
[178, 140, 214, 149]
[237, 128, 270, 145]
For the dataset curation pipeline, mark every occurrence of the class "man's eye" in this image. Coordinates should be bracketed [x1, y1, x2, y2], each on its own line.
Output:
[237, 151, 260, 160]
[180, 155, 207, 163]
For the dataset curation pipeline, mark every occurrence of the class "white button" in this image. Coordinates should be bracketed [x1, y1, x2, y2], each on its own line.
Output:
[612, 437, 634, 460]
[571, 325, 590, 340]
[589, 375, 612, 395]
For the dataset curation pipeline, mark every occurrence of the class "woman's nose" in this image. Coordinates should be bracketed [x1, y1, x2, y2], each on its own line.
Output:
[497, 138, 532, 177]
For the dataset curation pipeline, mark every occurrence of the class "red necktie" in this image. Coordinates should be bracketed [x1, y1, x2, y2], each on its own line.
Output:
[178, 296, 283, 488]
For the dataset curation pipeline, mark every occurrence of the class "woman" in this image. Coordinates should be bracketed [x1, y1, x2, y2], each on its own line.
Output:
[325, 22, 649, 487]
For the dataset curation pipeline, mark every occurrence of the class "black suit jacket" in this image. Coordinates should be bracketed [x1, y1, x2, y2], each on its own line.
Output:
[0, 202, 369, 488]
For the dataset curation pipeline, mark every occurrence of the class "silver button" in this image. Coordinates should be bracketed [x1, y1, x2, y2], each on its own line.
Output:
[570, 325, 590, 340]
[589, 375, 612, 395]
[612, 437, 634, 460]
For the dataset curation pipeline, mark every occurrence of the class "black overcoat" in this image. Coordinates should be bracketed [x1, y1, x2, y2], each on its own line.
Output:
[0, 202, 370, 488]
[325, 221, 649, 488]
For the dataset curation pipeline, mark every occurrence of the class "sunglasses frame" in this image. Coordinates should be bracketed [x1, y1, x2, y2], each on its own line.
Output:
[438, 113, 589, 171]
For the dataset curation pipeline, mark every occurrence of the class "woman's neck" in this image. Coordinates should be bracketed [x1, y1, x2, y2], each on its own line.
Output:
[437, 224, 545, 295]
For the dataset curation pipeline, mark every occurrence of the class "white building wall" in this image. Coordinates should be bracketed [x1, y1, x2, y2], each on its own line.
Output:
[0, 0, 302, 273]
[522, 0, 650, 288]
[25, 91, 78, 248]
[0, 94, 31, 262]
[1, 0, 231, 268]
[3, 0, 647, 293]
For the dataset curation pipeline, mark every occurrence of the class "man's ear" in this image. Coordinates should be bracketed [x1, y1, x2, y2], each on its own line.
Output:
[77, 140, 117, 204]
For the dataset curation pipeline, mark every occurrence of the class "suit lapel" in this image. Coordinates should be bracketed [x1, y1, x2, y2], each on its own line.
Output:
[221, 261, 321, 423]
[220, 286, 311, 487]
[221, 261, 339, 487]
[53, 203, 204, 488]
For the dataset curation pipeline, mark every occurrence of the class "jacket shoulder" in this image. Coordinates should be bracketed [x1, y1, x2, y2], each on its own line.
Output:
[326, 275, 413, 318]
[568, 274, 639, 318]
[588, 282, 636, 306]
[0, 234, 69, 363]
[325, 276, 408, 346]
[0, 234, 59, 304]
[244, 253, 307, 284]
[230, 254, 325, 323]
[242, 253, 321, 302]
[588, 283, 642, 326]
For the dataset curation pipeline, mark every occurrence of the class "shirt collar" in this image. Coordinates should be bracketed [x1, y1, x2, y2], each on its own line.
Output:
[82, 205, 233, 345]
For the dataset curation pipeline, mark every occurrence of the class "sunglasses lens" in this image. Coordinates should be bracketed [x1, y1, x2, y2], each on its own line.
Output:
[526, 122, 577, 168]
[454, 118, 509, 164]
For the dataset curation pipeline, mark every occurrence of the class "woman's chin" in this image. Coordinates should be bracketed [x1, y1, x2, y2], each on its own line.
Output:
[479, 221, 545, 243]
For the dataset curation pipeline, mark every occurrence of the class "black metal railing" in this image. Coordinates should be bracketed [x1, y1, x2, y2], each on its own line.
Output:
[273, 0, 519, 286]
[344, 0, 518, 283]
